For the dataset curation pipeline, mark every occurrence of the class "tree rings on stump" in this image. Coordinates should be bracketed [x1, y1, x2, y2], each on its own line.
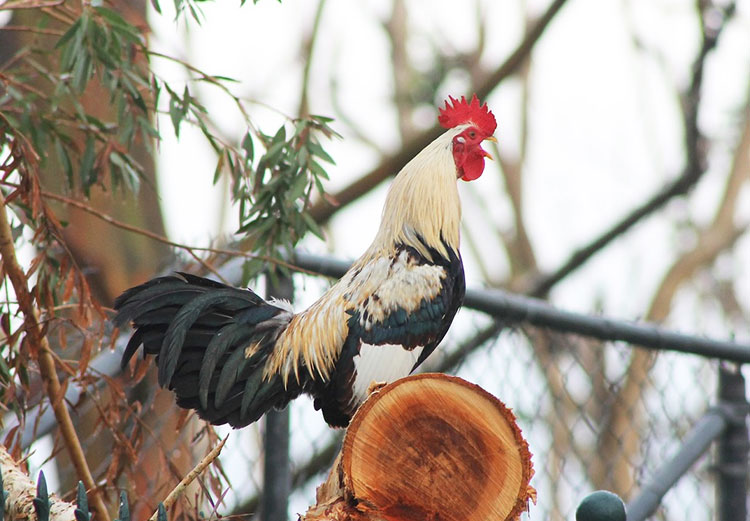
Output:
[316, 373, 535, 521]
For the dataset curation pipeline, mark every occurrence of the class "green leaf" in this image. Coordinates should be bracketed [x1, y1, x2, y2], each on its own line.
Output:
[168, 94, 185, 138]
[119, 112, 135, 146]
[109, 152, 141, 193]
[120, 76, 148, 113]
[0, 355, 11, 384]
[187, 2, 205, 24]
[18, 365, 29, 387]
[55, 17, 83, 50]
[72, 51, 93, 93]
[307, 140, 335, 164]
[213, 153, 226, 185]
[296, 145, 308, 165]
[74, 482, 90, 521]
[241, 131, 255, 164]
[311, 114, 334, 124]
[138, 116, 160, 139]
[156, 504, 167, 521]
[262, 140, 286, 165]
[272, 124, 286, 143]
[308, 159, 330, 181]
[33, 472, 50, 521]
[302, 211, 325, 240]
[206, 75, 239, 83]
[313, 174, 327, 194]
[151, 75, 161, 108]
[289, 172, 308, 201]
[55, 138, 74, 188]
[79, 136, 97, 193]
[242, 257, 266, 282]
[187, 93, 208, 113]
[96, 7, 141, 39]
[293, 119, 308, 137]
[238, 213, 275, 235]
[83, 113, 106, 130]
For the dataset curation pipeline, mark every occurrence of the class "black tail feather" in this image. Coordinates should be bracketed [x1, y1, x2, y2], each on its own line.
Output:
[160, 289, 258, 386]
[114, 273, 306, 428]
[199, 322, 252, 409]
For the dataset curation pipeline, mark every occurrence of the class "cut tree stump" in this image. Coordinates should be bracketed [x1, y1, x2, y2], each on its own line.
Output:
[303, 373, 535, 521]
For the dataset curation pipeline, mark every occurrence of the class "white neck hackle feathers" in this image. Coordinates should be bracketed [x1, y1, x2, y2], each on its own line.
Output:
[359, 125, 468, 264]
[267, 125, 468, 387]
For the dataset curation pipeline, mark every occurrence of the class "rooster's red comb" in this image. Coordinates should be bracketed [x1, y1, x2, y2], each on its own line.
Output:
[438, 94, 496, 136]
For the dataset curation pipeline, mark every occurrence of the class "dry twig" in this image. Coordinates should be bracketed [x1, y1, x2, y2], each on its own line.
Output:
[0, 190, 111, 521]
[148, 436, 228, 521]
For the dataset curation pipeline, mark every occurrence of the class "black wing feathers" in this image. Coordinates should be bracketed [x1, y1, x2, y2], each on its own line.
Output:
[413, 244, 464, 368]
[356, 295, 446, 348]
[316, 240, 465, 427]
[114, 273, 304, 428]
[352, 241, 464, 363]
[312, 334, 358, 428]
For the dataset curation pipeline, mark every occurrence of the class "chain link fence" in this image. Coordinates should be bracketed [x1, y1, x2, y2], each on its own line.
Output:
[212, 304, 720, 520]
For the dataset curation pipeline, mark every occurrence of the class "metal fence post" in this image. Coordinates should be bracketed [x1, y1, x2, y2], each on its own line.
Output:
[716, 365, 749, 521]
[262, 409, 291, 521]
[261, 273, 294, 521]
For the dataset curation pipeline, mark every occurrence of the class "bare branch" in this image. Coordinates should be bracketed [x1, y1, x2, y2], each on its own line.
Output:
[528, 0, 737, 298]
[298, 0, 327, 118]
[0, 183, 320, 276]
[384, 0, 416, 142]
[309, 0, 572, 224]
[149, 436, 228, 521]
[0, 190, 111, 521]
[594, 87, 750, 494]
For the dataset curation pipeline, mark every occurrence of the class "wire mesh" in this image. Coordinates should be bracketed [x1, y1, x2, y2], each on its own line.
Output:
[212, 307, 718, 520]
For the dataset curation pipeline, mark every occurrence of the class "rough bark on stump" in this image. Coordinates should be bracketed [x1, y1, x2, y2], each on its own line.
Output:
[0, 445, 76, 521]
[303, 373, 535, 521]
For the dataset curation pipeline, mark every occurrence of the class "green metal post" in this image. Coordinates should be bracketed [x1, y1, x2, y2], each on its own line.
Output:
[716, 366, 749, 521]
[261, 273, 294, 521]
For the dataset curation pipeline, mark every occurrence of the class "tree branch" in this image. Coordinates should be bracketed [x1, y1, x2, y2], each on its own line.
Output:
[0, 191, 111, 521]
[148, 436, 228, 521]
[528, 0, 736, 298]
[298, 0, 327, 118]
[594, 82, 750, 495]
[0, 183, 318, 276]
[384, 0, 416, 142]
[308, 0, 572, 224]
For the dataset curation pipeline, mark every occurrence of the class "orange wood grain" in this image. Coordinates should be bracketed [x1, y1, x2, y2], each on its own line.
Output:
[304, 373, 535, 521]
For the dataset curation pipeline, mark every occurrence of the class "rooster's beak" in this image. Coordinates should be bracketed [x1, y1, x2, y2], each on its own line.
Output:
[482, 136, 497, 161]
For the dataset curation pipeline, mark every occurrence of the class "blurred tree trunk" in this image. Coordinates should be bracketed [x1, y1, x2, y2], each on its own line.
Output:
[0, 4, 201, 516]
[0, 2, 168, 303]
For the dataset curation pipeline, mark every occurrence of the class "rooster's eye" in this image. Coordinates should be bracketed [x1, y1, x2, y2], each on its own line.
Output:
[468, 130, 476, 139]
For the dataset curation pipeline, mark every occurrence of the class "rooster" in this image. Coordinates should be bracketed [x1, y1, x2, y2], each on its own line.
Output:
[114, 94, 497, 428]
